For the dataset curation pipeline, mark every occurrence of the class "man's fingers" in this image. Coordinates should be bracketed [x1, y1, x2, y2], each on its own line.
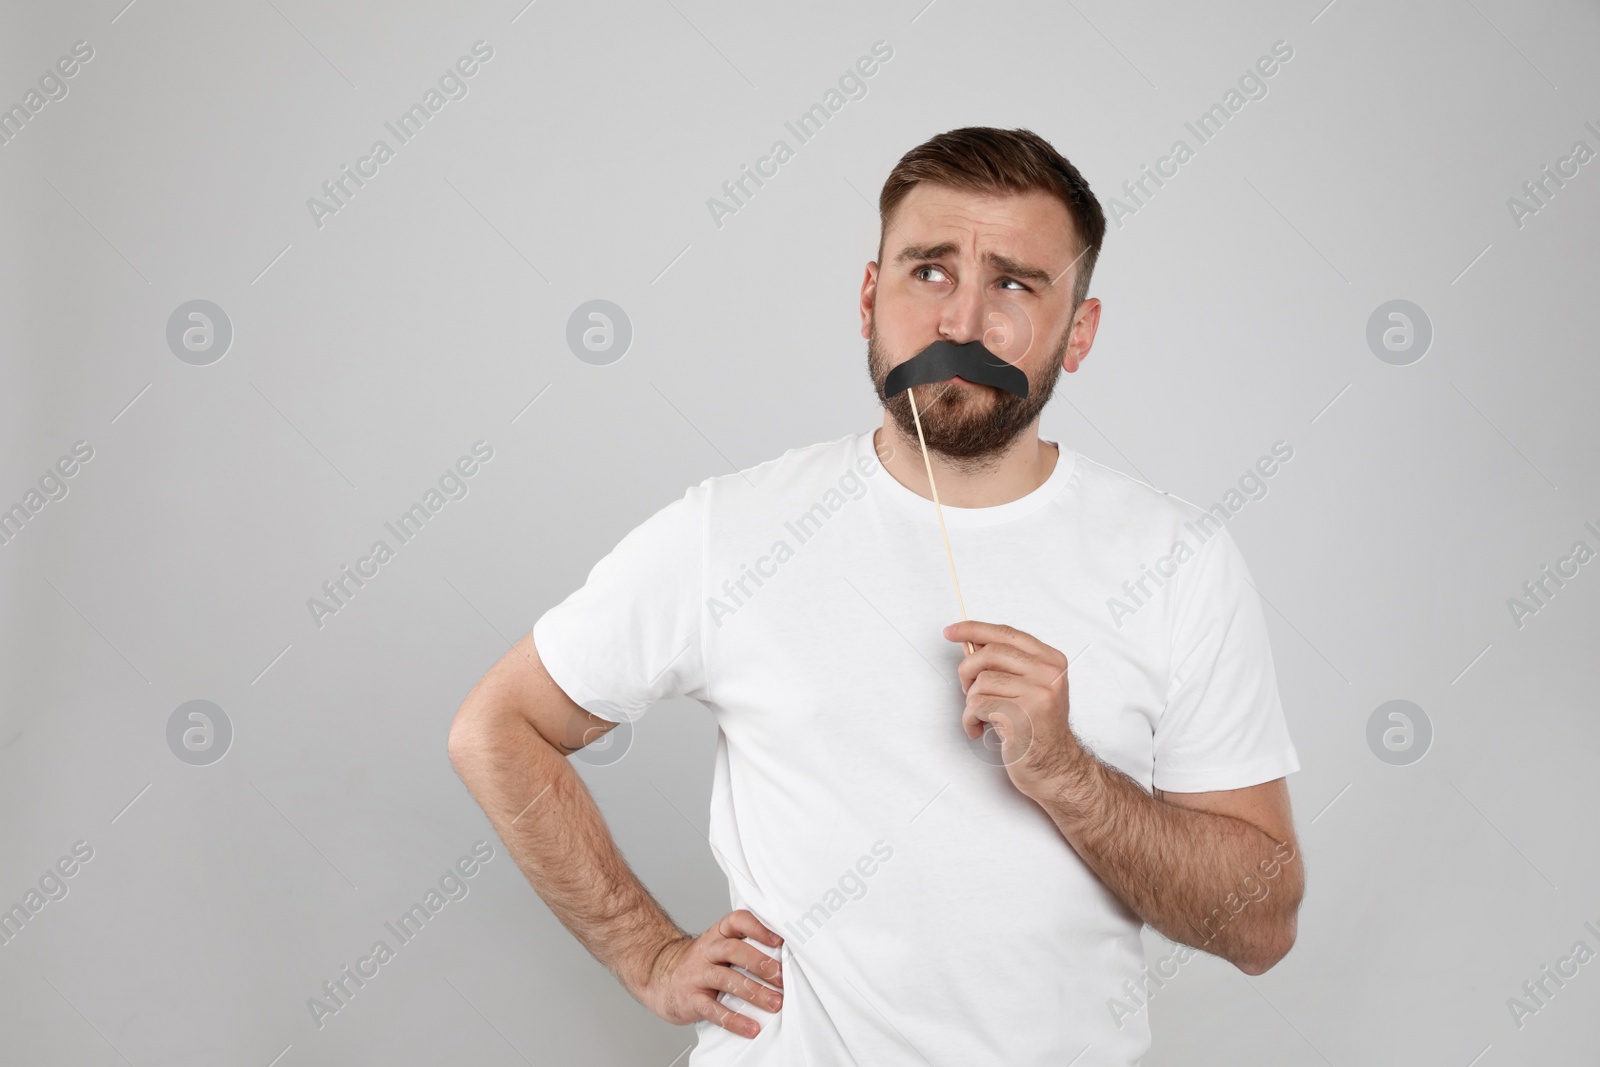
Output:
[965, 668, 1027, 701]
[689, 990, 763, 1039]
[708, 937, 784, 988]
[956, 642, 1044, 692]
[714, 963, 784, 1012]
[720, 908, 783, 948]
[947, 620, 1065, 667]
[963, 693, 1022, 734]
[963, 696, 1037, 756]
[698, 958, 782, 1019]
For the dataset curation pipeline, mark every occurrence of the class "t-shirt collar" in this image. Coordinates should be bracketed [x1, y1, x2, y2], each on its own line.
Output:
[858, 427, 1077, 528]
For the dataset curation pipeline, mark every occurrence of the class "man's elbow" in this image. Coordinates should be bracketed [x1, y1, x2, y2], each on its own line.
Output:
[1236, 916, 1298, 976]
[1239, 859, 1305, 975]
[447, 702, 495, 776]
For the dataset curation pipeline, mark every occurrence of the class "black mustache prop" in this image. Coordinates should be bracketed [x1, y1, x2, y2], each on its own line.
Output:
[883, 339, 1029, 399]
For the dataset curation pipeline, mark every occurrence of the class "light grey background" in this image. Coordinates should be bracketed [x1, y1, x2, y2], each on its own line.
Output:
[2, 0, 1597, 1064]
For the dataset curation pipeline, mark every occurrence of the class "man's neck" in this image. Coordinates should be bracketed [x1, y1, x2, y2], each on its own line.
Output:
[873, 421, 1059, 509]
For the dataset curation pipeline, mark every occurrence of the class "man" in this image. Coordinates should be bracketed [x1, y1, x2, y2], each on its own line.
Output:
[448, 126, 1304, 1065]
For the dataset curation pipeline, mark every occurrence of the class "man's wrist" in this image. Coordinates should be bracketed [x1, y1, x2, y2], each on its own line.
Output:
[618, 922, 690, 1000]
[1036, 746, 1106, 829]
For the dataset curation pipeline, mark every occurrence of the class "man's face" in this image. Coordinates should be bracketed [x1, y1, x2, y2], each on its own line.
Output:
[861, 184, 1099, 462]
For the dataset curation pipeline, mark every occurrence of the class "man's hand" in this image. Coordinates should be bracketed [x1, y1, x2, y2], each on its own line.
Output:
[943, 620, 1092, 803]
[634, 910, 784, 1039]
[945, 621, 1305, 974]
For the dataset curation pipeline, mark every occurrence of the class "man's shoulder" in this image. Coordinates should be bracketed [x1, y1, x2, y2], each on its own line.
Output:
[688, 430, 866, 507]
[1067, 448, 1222, 535]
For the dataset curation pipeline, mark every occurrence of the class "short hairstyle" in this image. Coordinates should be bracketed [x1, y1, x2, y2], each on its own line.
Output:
[878, 126, 1107, 313]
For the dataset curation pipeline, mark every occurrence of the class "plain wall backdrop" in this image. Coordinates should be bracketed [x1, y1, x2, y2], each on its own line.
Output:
[1, 0, 1597, 1063]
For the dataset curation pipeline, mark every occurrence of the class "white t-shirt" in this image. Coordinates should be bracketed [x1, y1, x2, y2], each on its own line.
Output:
[532, 428, 1300, 1066]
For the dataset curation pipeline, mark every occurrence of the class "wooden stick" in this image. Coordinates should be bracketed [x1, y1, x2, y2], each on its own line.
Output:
[905, 385, 976, 657]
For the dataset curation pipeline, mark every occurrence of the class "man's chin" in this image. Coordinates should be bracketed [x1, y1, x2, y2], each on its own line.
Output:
[895, 415, 1002, 455]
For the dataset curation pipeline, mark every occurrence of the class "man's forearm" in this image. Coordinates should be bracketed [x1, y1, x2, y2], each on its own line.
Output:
[1038, 757, 1302, 974]
[449, 713, 686, 995]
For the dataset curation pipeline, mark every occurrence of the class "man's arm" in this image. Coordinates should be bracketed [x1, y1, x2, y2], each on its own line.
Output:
[1041, 767, 1303, 975]
[944, 619, 1304, 976]
[446, 631, 687, 996]
[447, 631, 787, 1037]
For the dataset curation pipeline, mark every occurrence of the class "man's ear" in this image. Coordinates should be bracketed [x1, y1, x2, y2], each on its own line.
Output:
[1062, 297, 1101, 373]
[859, 261, 879, 339]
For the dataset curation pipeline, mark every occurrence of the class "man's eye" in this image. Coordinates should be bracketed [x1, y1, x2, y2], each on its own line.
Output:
[998, 278, 1028, 292]
[914, 265, 949, 282]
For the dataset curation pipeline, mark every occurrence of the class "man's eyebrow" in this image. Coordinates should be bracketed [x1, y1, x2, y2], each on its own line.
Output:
[892, 242, 1055, 288]
[986, 253, 1054, 288]
[893, 241, 959, 265]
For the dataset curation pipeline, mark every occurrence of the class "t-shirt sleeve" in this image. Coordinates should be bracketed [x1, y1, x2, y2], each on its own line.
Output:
[531, 485, 708, 724]
[1152, 525, 1300, 793]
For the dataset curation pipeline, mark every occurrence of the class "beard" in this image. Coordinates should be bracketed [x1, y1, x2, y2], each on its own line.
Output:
[867, 319, 1067, 467]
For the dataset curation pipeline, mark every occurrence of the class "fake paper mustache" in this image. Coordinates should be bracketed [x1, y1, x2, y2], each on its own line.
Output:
[882, 339, 1029, 399]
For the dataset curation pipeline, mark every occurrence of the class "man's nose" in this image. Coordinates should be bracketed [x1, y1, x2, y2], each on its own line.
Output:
[938, 278, 989, 346]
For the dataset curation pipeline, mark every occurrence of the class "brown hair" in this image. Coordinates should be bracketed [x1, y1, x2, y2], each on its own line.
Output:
[878, 126, 1107, 312]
